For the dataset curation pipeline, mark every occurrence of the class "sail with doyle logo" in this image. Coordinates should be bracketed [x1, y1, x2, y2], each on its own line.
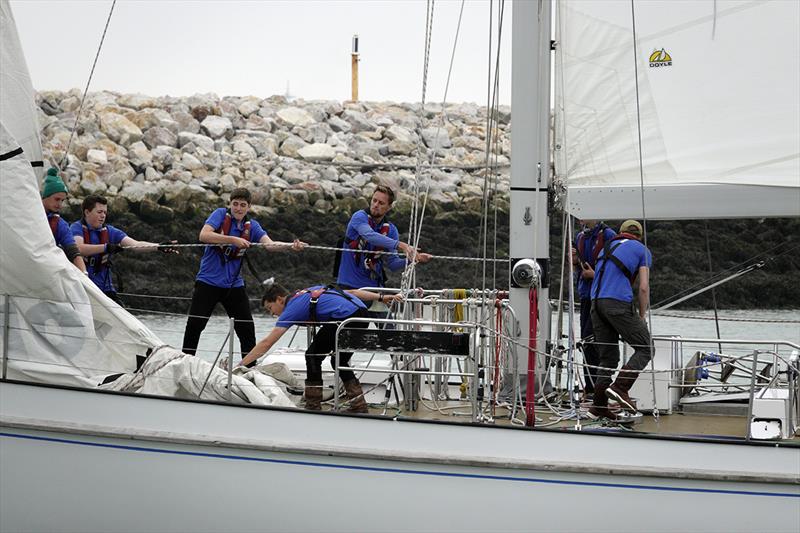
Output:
[555, 0, 800, 220]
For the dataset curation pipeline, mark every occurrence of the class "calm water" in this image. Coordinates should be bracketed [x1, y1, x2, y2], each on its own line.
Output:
[135, 308, 800, 364]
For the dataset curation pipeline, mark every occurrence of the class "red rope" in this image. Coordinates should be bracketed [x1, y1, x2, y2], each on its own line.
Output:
[526, 288, 538, 427]
[492, 303, 502, 416]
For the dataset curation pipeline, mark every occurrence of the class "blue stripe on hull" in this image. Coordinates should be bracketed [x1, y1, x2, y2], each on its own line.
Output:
[2, 431, 797, 499]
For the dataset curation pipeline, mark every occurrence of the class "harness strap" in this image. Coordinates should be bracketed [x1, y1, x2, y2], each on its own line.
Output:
[592, 240, 632, 299]
[291, 285, 357, 324]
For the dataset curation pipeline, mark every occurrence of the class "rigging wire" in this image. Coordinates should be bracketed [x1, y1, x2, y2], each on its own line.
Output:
[704, 220, 723, 353]
[629, 0, 659, 420]
[60, 0, 117, 170]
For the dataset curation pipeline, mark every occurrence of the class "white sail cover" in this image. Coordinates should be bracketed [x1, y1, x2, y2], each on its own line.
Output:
[555, 0, 800, 219]
[0, 0, 293, 406]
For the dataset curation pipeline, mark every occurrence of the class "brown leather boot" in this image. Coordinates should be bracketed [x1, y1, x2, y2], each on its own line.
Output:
[343, 379, 369, 414]
[304, 380, 323, 411]
[606, 368, 639, 412]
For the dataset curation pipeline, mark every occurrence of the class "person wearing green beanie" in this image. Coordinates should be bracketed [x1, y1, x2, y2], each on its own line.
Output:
[41, 167, 68, 199]
[41, 167, 86, 274]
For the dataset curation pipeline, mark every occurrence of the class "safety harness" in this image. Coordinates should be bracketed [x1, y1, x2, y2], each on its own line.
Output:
[345, 209, 392, 283]
[216, 209, 251, 261]
[592, 233, 640, 298]
[576, 223, 608, 264]
[289, 285, 357, 323]
[83, 221, 110, 271]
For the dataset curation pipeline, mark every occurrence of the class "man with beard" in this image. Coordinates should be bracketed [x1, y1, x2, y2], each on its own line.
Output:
[336, 184, 431, 295]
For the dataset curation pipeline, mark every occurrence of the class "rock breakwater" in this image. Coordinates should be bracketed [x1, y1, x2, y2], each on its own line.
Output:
[37, 90, 511, 220]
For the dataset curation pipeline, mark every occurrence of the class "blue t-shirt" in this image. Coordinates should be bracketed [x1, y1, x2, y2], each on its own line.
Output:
[574, 225, 616, 299]
[48, 213, 76, 249]
[336, 209, 406, 289]
[70, 221, 127, 292]
[195, 207, 267, 289]
[590, 237, 652, 303]
[276, 285, 367, 328]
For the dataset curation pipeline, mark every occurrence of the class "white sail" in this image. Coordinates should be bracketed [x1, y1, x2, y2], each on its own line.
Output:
[0, 0, 42, 174]
[555, 0, 800, 219]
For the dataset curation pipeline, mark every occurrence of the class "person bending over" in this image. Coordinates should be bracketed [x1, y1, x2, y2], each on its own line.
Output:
[240, 283, 402, 412]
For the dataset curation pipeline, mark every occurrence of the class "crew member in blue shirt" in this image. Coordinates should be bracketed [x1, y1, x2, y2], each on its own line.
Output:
[588, 219, 653, 420]
[41, 167, 86, 274]
[572, 220, 616, 398]
[72, 194, 170, 304]
[181, 188, 305, 361]
[336, 184, 432, 292]
[239, 282, 402, 412]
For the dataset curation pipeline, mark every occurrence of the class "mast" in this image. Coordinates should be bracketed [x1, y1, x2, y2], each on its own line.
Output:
[510, 0, 552, 416]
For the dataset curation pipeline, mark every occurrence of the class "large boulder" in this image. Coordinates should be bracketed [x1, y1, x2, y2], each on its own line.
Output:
[99, 112, 143, 147]
[117, 93, 157, 110]
[421, 127, 452, 149]
[177, 132, 215, 152]
[279, 135, 308, 158]
[341, 109, 377, 133]
[119, 180, 163, 203]
[201, 115, 234, 139]
[143, 126, 178, 149]
[139, 198, 175, 222]
[298, 143, 335, 162]
[276, 107, 316, 127]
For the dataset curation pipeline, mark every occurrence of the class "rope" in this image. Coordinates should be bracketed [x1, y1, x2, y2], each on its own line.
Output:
[117, 240, 510, 263]
[60, 0, 116, 170]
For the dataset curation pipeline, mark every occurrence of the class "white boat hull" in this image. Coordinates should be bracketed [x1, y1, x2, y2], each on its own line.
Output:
[1, 381, 798, 532]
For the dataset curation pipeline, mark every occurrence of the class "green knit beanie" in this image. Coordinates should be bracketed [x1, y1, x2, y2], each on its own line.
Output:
[41, 167, 68, 198]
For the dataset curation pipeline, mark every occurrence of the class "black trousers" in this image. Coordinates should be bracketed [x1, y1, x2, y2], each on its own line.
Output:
[590, 298, 653, 407]
[305, 309, 369, 383]
[182, 281, 255, 358]
[580, 297, 600, 393]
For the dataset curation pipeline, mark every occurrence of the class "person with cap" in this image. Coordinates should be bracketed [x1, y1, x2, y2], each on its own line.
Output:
[335, 184, 431, 319]
[71, 194, 177, 305]
[181, 187, 306, 362]
[41, 167, 87, 274]
[572, 220, 616, 400]
[587, 219, 653, 420]
[239, 281, 403, 412]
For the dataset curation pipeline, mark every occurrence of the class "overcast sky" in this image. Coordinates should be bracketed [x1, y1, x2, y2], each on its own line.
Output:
[10, 0, 512, 104]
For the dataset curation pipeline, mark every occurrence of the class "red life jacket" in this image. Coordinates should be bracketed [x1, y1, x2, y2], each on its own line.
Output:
[83, 222, 110, 270]
[216, 210, 251, 261]
[576, 223, 608, 264]
[347, 209, 391, 283]
[47, 213, 60, 236]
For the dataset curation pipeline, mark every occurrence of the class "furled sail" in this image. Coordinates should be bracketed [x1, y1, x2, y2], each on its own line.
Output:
[0, 0, 293, 406]
[554, 0, 800, 219]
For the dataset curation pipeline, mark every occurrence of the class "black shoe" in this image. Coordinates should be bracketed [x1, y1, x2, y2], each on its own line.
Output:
[606, 385, 638, 412]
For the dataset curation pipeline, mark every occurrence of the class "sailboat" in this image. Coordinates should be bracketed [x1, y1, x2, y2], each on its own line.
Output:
[1, 1, 798, 531]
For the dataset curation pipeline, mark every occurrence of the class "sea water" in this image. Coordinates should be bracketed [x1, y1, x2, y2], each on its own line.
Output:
[135, 308, 800, 366]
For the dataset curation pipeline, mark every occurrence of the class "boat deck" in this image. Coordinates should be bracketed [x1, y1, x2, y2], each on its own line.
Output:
[292, 385, 800, 442]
